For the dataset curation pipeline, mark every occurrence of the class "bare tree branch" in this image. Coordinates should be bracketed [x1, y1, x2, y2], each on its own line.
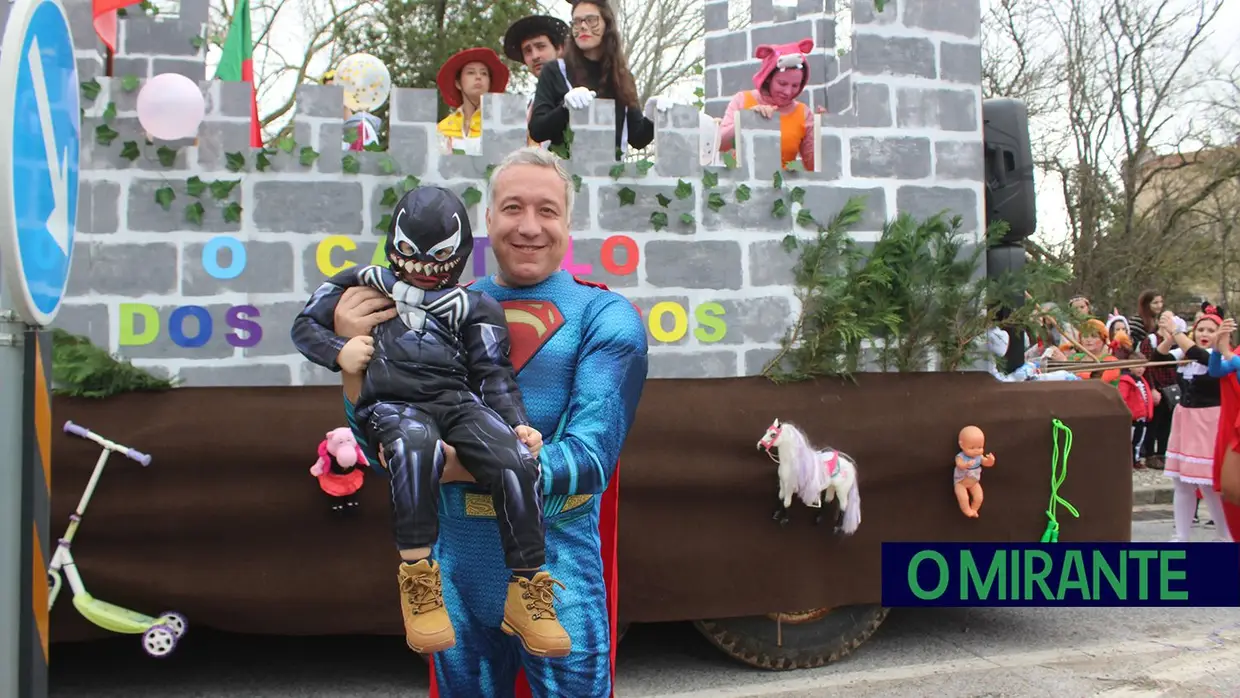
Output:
[208, 0, 373, 138]
[981, 0, 1239, 309]
[616, 0, 705, 104]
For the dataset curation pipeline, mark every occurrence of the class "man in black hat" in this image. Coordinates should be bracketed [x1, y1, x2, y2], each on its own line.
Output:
[503, 15, 570, 147]
[503, 14, 569, 80]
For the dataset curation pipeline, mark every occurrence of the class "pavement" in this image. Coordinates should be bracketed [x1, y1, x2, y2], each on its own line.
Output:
[48, 509, 1240, 698]
[1133, 465, 1174, 506]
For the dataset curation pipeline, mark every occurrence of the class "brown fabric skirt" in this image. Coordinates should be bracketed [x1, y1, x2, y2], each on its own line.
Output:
[49, 372, 1132, 642]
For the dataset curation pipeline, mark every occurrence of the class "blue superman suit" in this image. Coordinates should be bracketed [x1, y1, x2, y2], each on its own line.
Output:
[346, 271, 648, 697]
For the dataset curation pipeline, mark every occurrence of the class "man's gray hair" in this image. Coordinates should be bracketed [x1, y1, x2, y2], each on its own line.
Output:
[487, 147, 575, 218]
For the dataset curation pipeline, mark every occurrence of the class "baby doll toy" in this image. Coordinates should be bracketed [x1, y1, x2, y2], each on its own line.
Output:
[955, 425, 996, 518]
[290, 185, 569, 659]
[311, 427, 369, 513]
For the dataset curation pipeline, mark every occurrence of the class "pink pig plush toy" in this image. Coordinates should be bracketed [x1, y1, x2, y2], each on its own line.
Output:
[311, 427, 369, 513]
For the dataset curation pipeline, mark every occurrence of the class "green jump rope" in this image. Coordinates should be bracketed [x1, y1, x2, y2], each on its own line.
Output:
[1041, 418, 1081, 543]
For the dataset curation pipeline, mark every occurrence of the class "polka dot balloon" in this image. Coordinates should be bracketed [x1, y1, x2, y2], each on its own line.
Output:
[335, 53, 392, 112]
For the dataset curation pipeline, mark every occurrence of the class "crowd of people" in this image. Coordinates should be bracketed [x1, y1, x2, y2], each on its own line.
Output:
[1013, 291, 1240, 545]
[329, 1, 825, 168]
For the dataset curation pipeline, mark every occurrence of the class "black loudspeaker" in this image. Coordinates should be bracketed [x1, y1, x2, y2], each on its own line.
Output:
[982, 98, 1037, 245]
[987, 243, 1028, 374]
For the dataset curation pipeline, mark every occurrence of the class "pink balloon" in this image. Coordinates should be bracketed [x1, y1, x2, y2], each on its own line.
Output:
[136, 73, 206, 140]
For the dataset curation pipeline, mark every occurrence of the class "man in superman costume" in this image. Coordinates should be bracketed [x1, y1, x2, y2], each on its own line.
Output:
[332, 146, 647, 697]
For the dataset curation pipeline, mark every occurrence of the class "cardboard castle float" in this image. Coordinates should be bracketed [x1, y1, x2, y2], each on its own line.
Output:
[59, 0, 986, 386]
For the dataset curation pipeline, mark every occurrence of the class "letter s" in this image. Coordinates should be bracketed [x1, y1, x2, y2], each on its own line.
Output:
[225, 305, 263, 348]
[694, 302, 727, 343]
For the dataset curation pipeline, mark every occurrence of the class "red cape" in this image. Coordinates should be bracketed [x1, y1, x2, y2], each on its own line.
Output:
[427, 468, 620, 697]
[1214, 373, 1240, 490]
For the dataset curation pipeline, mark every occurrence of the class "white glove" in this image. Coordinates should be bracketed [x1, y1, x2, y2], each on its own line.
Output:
[564, 87, 596, 110]
[644, 96, 675, 114]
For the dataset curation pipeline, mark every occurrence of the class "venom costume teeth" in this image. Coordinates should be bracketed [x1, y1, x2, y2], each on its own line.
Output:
[392, 256, 463, 276]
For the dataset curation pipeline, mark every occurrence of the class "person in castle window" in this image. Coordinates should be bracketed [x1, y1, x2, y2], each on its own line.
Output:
[528, 0, 669, 158]
[718, 38, 826, 172]
[321, 69, 382, 151]
[502, 14, 570, 148]
[436, 48, 511, 156]
[290, 185, 574, 659]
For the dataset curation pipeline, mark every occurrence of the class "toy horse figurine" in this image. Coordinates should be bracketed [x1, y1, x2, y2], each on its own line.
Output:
[757, 418, 862, 535]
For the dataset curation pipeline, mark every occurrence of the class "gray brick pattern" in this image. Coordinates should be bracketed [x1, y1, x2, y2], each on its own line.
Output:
[57, 0, 986, 386]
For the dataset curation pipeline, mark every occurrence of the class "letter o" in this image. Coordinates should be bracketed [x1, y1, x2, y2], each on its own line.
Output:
[600, 235, 638, 276]
[908, 551, 949, 600]
[202, 236, 247, 280]
[168, 305, 212, 348]
[648, 301, 688, 343]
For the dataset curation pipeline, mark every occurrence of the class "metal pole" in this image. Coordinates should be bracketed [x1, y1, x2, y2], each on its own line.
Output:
[0, 281, 27, 698]
[20, 323, 50, 698]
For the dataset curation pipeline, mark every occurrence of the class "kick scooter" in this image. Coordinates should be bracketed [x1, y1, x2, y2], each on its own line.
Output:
[48, 421, 188, 657]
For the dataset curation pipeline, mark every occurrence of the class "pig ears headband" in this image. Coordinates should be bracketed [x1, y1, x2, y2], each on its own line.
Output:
[752, 38, 815, 91]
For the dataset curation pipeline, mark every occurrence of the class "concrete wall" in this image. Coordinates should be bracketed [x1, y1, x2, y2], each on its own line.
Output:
[49, 0, 985, 387]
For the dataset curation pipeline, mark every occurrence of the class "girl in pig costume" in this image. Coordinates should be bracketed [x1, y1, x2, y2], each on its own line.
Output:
[718, 38, 823, 171]
[311, 427, 369, 512]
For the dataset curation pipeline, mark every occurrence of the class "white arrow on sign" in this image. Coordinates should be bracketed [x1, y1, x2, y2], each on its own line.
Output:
[26, 35, 71, 256]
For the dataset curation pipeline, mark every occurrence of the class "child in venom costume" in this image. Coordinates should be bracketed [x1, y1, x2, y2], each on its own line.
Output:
[290, 186, 573, 659]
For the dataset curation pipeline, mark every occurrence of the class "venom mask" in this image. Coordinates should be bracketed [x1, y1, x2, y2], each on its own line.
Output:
[385, 186, 474, 290]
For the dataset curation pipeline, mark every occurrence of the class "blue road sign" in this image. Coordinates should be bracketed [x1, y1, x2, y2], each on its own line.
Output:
[0, 0, 80, 327]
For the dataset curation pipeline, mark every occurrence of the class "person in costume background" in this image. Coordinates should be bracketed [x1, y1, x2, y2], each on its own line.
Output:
[1133, 290, 1175, 469]
[1118, 362, 1160, 469]
[1068, 319, 1121, 384]
[528, 0, 658, 157]
[717, 38, 823, 171]
[502, 14, 570, 147]
[1208, 317, 1240, 535]
[1152, 308, 1233, 542]
[437, 47, 511, 155]
[332, 147, 648, 696]
[1106, 313, 1132, 355]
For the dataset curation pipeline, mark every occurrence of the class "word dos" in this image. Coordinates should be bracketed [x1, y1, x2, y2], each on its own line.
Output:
[119, 303, 262, 347]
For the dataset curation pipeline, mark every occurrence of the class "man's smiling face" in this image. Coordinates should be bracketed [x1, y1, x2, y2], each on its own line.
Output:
[485, 163, 570, 287]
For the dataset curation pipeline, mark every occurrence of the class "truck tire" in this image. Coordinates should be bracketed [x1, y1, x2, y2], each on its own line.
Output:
[693, 605, 888, 670]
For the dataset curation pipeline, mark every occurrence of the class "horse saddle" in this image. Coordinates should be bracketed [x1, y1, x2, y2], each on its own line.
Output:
[822, 451, 839, 477]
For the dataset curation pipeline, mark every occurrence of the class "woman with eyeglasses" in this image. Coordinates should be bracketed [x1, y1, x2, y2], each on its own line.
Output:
[528, 0, 655, 158]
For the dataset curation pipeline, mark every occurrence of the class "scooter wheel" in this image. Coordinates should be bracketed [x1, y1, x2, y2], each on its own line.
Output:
[158, 612, 188, 638]
[141, 624, 177, 657]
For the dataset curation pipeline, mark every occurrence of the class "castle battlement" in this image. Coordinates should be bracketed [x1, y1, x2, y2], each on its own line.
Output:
[51, 0, 985, 387]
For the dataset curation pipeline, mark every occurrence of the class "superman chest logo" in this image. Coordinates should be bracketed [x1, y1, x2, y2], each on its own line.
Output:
[501, 301, 565, 374]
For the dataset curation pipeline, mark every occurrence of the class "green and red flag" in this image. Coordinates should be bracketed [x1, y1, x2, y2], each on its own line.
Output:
[92, 0, 143, 53]
[214, 0, 263, 147]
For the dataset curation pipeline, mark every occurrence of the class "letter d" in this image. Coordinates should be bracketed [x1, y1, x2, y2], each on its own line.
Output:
[119, 303, 159, 346]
